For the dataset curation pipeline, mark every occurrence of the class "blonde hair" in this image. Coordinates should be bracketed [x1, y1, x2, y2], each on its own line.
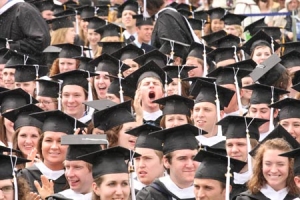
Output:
[247, 138, 299, 195]
[51, 28, 72, 45]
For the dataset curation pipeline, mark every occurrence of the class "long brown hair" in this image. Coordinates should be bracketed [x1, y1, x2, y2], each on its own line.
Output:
[104, 124, 123, 147]
[247, 138, 299, 195]
[51, 28, 72, 45]
[0, 116, 8, 146]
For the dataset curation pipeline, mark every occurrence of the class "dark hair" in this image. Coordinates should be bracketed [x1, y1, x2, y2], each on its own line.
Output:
[105, 124, 123, 147]
[0, 116, 8, 146]
[146, 0, 164, 12]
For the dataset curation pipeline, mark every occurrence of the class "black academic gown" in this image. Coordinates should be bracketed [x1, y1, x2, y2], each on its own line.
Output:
[0, 2, 50, 64]
[230, 183, 248, 200]
[136, 179, 195, 200]
[151, 8, 194, 50]
[234, 190, 298, 200]
[18, 165, 68, 193]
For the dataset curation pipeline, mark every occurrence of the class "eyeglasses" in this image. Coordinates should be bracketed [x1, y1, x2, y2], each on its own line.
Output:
[0, 186, 14, 193]
[37, 101, 57, 105]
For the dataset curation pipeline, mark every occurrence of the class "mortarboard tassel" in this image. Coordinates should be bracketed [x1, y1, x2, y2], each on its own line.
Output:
[233, 46, 239, 62]
[86, 70, 95, 116]
[239, 37, 246, 61]
[202, 41, 208, 77]
[269, 86, 275, 132]
[58, 81, 62, 111]
[9, 154, 18, 200]
[23, 54, 28, 65]
[169, 40, 175, 61]
[120, 27, 124, 42]
[129, 150, 136, 200]
[271, 36, 274, 54]
[201, 20, 206, 38]
[225, 156, 231, 200]
[118, 61, 124, 102]
[164, 71, 168, 97]
[177, 65, 184, 96]
[34, 65, 40, 97]
[233, 68, 243, 116]
[244, 117, 255, 175]
[214, 82, 223, 136]
[94, 6, 99, 16]
[143, 0, 150, 18]
[75, 10, 79, 35]
[73, 117, 77, 132]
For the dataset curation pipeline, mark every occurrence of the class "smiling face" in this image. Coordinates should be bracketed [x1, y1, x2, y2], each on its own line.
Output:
[226, 138, 248, 162]
[2, 68, 15, 90]
[17, 126, 40, 157]
[15, 81, 36, 96]
[94, 71, 111, 99]
[262, 149, 289, 191]
[64, 160, 93, 194]
[194, 178, 226, 200]
[87, 29, 101, 46]
[134, 148, 164, 185]
[280, 118, 300, 143]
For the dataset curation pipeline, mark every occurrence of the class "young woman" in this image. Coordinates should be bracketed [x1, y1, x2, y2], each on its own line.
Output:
[36, 78, 59, 111]
[207, 7, 225, 33]
[222, 13, 246, 38]
[236, 138, 299, 200]
[19, 110, 87, 194]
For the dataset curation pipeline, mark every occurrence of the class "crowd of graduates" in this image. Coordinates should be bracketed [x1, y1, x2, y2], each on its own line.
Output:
[2, 0, 300, 199]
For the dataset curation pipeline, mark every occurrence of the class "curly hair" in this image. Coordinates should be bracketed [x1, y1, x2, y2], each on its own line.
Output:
[104, 125, 123, 147]
[247, 138, 299, 195]
[160, 115, 193, 129]
[18, 176, 32, 200]
[49, 58, 80, 76]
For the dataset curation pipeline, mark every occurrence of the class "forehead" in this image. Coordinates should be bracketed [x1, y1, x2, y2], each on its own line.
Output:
[140, 77, 162, 84]
[249, 104, 269, 109]
[65, 160, 88, 166]
[3, 68, 15, 73]
[226, 138, 247, 144]
[194, 101, 216, 108]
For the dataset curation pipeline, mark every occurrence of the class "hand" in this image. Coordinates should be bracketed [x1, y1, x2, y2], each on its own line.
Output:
[34, 175, 54, 200]
[287, 31, 294, 40]
[27, 192, 41, 200]
[74, 127, 88, 135]
[133, 89, 143, 125]
[26, 148, 41, 168]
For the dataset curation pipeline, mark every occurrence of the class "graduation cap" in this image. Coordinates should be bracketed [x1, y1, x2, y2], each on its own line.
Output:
[85, 16, 107, 29]
[244, 83, 289, 105]
[0, 154, 30, 180]
[207, 47, 238, 64]
[46, 193, 72, 200]
[280, 50, 300, 69]
[187, 42, 213, 60]
[280, 147, 300, 175]
[1, 104, 43, 131]
[0, 146, 21, 154]
[176, 3, 196, 12]
[210, 34, 243, 48]
[53, 9, 76, 18]
[0, 38, 10, 49]
[93, 100, 135, 131]
[98, 42, 126, 55]
[125, 60, 172, 88]
[202, 140, 227, 156]
[51, 69, 98, 91]
[133, 49, 169, 67]
[76, 5, 100, 19]
[95, 23, 125, 38]
[177, 9, 192, 18]
[159, 38, 190, 59]
[74, 56, 94, 72]
[168, 2, 178, 8]
[206, 7, 225, 20]
[111, 44, 144, 61]
[83, 99, 117, 111]
[192, 10, 210, 22]
[30, 110, 87, 134]
[201, 30, 227, 46]
[242, 30, 280, 55]
[4, 50, 37, 67]
[190, 78, 235, 109]
[78, 146, 141, 179]
[133, 14, 154, 27]
[250, 125, 299, 157]
[150, 124, 200, 154]
[163, 64, 196, 79]
[194, 150, 246, 184]
[224, 59, 256, 71]
[118, 0, 138, 15]
[259, 26, 282, 41]
[61, 135, 104, 162]
[89, 53, 130, 76]
[249, 54, 285, 86]
[53, 43, 89, 58]
[5, 65, 48, 82]
[244, 17, 267, 36]
[32, 0, 54, 12]
[0, 48, 9, 64]
[0, 88, 38, 113]
[182, 76, 216, 93]
[97, 5, 110, 17]
[46, 15, 75, 31]
[292, 70, 300, 86]
[281, 41, 300, 55]
[36, 78, 60, 98]
[126, 124, 162, 151]
[152, 94, 194, 116]
[269, 98, 300, 120]
[43, 46, 61, 67]
[107, 75, 136, 99]
[188, 18, 204, 31]
[221, 13, 246, 25]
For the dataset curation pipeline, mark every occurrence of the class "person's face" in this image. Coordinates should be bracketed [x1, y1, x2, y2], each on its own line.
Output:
[251, 46, 271, 64]
[226, 138, 248, 162]
[15, 81, 36, 96]
[87, 29, 101, 46]
[164, 149, 199, 187]
[0, 179, 14, 200]
[216, 59, 236, 68]
[194, 178, 226, 200]
[167, 78, 179, 96]
[248, 104, 272, 133]
[118, 121, 137, 150]
[221, 84, 238, 114]
[164, 114, 188, 129]
[64, 160, 93, 194]
[62, 85, 86, 119]
[42, 131, 68, 167]
[139, 77, 164, 109]
[224, 25, 240, 37]
[110, 0, 124, 6]
[280, 118, 300, 142]
[121, 10, 136, 28]
[65, 28, 76, 44]
[0, 64, 4, 87]
[3, 117, 14, 134]
[2, 68, 15, 89]
[134, 148, 164, 185]
[59, 58, 77, 73]
[287, 66, 300, 74]
[136, 25, 154, 43]
[17, 126, 40, 157]
[263, 149, 289, 191]
[122, 59, 139, 77]
[241, 77, 253, 101]
[186, 57, 203, 77]
[93, 173, 130, 200]
[80, 19, 88, 33]
[193, 102, 218, 132]
[211, 19, 224, 33]
[94, 71, 111, 99]
[288, 0, 299, 11]
[42, 10, 54, 20]
[106, 93, 121, 104]
[36, 96, 57, 111]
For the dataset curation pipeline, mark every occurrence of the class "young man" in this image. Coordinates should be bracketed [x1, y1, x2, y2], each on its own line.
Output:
[134, 15, 154, 48]
[136, 124, 200, 200]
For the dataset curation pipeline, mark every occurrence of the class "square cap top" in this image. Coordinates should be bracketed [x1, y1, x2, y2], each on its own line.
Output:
[188, 18, 205, 31]
[206, 7, 226, 20]
[32, 0, 54, 12]
[244, 17, 267, 36]
[111, 44, 144, 61]
[6, 65, 48, 82]
[210, 34, 243, 48]
[133, 49, 168, 67]
[221, 13, 247, 25]
[281, 41, 300, 55]
[84, 99, 117, 111]
[0, 154, 30, 180]
[133, 14, 154, 27]
[280, 50, 300, 69]
[201, 30, 227, 46]
[269, 98, 300, 120]
[159, 37, 190, 59]
[95, 23, 125, 38]
[4, 50, 37, 67]
[46, 15, 74, 31]
[193, 10, 210, 22]
[85, 16, 107, 29]
[187, 42, 213, 60]
[118, 0, 138, 15]
[53, 43, 89, 58]
[280, 147, 300, 175]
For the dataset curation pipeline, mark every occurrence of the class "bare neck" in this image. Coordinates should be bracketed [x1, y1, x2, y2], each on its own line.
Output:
[0, 0, 8, 8]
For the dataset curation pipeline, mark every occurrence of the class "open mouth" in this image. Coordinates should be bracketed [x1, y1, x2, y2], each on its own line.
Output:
[149, 91, 155, 100]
